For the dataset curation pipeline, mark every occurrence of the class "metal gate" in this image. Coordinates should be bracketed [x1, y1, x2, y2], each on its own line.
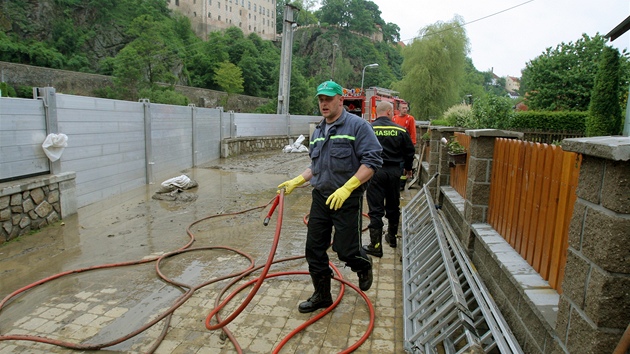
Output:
[401, 176, 523, 353]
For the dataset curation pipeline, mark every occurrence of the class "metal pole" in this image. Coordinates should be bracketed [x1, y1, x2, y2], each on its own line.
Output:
[623, 85, 629, 136]
[331, 42, 338, 80]
[277, 4, 299, 115]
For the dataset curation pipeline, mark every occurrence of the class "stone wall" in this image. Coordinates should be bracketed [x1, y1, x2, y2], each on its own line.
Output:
[0, 61, 269, 112]
[0, 173, 77, 244]
[221, 136, 303, 158]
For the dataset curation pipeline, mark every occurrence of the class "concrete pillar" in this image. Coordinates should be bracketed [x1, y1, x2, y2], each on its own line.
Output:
[434, 127, 465, 202]
[462, 129, 522, 249]
[554, 136, 630, 353]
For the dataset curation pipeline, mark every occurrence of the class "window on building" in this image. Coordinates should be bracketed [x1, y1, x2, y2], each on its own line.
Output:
[254, 4, 256, 11]
[248, 1, 250, 9]
[208, 12, 211, 18]
[239, 9, 241, 15]
[175, 0, 179, 5]
[217, 2, 220, 7]
[193, 0, 196, 3]
[218, 15, 221, 20]
[193, 11, 196, 16]
[208, 0, 211, 4]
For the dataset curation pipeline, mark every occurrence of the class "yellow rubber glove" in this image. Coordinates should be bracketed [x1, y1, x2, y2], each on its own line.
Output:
[277, 175, 306, 195]
[326, 176, 361, 210]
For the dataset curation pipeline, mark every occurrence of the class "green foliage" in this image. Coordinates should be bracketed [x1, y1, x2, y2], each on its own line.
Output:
[508, 111, 587, 132]
[430, 119, 450, 126]
[215, 62, 244, 95]
[587, 46, 622, 136]
[394, 16, 469, 120]
[0, 82, 16, 97]
[470, 94, 513, 129]
[442, 104, 472, 127]
[446, 136, 466, 154]
[254, 100, 278, 114]
[138, 87, 189, 106]
[521, 34, 630, 112]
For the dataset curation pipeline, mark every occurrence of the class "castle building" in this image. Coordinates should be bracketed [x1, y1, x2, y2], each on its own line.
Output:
[167, 0, 277, 41]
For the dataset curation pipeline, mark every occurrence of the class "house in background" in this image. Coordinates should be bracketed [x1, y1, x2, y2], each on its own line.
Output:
[505, 75, 520, 94]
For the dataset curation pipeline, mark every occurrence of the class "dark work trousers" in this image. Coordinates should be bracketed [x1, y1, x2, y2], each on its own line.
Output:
[366, 165, 401, 230]
[305, 189, 371, 277]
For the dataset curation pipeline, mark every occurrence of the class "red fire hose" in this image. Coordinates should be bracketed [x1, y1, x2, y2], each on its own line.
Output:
[0, 191, 376, 353]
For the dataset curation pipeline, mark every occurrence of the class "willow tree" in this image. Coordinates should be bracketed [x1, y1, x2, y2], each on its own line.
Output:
[394, 17, 469, 120]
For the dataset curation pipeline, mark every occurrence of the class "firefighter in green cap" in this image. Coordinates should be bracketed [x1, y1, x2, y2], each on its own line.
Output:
[278, 80, 383, 313]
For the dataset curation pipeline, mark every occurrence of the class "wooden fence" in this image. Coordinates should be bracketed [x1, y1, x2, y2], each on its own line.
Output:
[486, 138, 582, 292]
[449, 132, 471, 198]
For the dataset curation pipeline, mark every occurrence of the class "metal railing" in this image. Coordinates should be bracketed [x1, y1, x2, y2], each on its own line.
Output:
[401, 174, 523, 353]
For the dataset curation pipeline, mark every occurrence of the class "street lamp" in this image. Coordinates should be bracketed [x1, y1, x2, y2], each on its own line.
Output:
[361, 63, 379, 94]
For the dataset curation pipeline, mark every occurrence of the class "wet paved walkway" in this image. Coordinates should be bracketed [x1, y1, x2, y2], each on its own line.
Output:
[0, 152, 418, 353]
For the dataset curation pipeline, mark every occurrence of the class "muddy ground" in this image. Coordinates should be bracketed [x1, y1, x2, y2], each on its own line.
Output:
[0, 150, 412, 353]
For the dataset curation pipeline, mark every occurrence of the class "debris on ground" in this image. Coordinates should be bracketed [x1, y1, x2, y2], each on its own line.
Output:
[152, 174, 199, 202]
[282, 134, 308, 153]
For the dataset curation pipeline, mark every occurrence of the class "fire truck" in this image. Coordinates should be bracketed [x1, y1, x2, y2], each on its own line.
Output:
[341, 86, 408, 121]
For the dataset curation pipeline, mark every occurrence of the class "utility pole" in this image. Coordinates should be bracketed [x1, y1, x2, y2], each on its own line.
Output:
[277, 4, 299, 115]
[331, 42, 338, 80]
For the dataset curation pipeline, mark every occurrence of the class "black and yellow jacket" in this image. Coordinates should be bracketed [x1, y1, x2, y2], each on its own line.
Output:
[371, 116, 415, 171]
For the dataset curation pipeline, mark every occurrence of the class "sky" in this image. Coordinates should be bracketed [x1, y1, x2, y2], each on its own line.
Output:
[369, 0, 630, 78]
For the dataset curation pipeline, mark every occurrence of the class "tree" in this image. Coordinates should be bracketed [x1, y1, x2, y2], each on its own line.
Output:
[393, 17, 469, 120]
[470, 93, 513, 129]
[187, 31, 230, 90]
[215, 61, 244, 106]
[587, 46, 622, 136]
[521, 34, 608, 111]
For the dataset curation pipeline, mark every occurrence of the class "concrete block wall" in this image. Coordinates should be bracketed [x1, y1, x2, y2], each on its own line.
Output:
[221, 136, 303, 158]
[556, 136, 630, 353]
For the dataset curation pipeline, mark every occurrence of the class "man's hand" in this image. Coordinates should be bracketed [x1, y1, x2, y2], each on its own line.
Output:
[326, 176, 361, 210]
[277, 175, 306, 195]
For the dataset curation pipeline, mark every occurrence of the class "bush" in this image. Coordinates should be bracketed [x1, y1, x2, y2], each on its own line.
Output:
[0, 82, 16, 97]
[430, 118, 451, 126]
[470, 94, 513, 129]
[138, 87, 189, 106]
[508, 111, 587, 133]
[442, 103, 472, 127]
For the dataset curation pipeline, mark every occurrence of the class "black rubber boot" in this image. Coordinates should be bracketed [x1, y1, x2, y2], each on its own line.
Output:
[357, 256, 373, 291]
[298, 273, 333, 313]
[385, 225, 398, 248]
[362, 228, 383, 257]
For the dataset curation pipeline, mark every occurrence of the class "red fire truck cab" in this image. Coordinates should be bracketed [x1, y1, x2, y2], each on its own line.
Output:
[342, 87, 407, 121]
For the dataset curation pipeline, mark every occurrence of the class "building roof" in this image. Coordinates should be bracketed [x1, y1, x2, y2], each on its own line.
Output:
[605, 15, 630, 41]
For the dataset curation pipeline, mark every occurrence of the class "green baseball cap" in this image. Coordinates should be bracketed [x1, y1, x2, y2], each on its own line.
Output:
[316, 80, 343, 97]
